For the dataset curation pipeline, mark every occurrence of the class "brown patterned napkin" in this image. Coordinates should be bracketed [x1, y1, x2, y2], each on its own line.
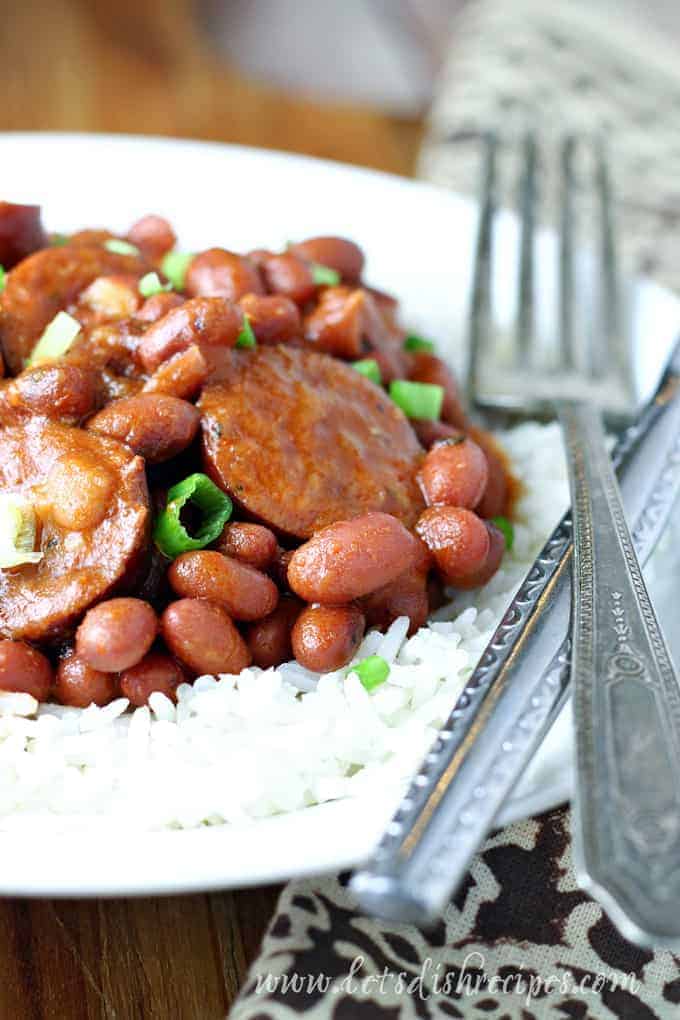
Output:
[231, 2, 680, 1016]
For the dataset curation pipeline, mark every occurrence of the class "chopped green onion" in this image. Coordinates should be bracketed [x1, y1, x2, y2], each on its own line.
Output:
[353, 655, 390, 692]
[492, 515, 515, 551]
[310, 262, 341, 287]
[153, 473, 232, 559]
[235, 315, 257, 349]
[404, 334, 435, 354]
[0, 265, 5, 294]
[0, 495, 43, 569]
[161, 251, 194, 291]
[104, 238, 140, 256]
[27, 311, 81, 366]
[51, 233, 69, 247]
[389, 380, 443, 421]
[352, 358, 382, 385]
[139, 271, 172, 298]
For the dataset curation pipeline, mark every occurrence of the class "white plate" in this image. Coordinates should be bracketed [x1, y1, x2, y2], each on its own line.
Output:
[0, 133, 678, 897]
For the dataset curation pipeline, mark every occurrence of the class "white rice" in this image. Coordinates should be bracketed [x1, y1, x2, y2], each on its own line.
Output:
[0, 422, 567, 833]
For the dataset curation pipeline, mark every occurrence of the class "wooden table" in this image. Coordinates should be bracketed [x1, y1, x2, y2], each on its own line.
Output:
[0, 2, 423, 1016]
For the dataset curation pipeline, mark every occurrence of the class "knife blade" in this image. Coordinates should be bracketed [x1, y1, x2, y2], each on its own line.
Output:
[351, 339, 680, 925]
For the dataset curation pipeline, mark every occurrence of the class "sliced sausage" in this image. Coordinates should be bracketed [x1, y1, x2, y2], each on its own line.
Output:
[0, 243, 147, 374]
[0, 420, 150, 642]
[199, 346, 424, 538]
[288, 512, 420, 603]
[86, 393, 200, 463]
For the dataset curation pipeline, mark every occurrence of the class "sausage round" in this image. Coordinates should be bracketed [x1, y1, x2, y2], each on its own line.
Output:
[199, 346, 424, 538]
[0, 421, 150, 642]
[0, 243, 146, 374]
[291, 604, 365, 673]
[161, 598, 251, 676]
[288, 512, 420, 603]
[86, 393, 200, 463]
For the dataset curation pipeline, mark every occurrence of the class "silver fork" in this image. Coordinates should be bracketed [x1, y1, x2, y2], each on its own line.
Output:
[352, 134, 680, 944]
[476, 134, 680, 942]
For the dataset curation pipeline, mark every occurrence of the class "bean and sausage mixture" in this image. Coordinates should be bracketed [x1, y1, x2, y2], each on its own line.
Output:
[0, 201, 515, 708]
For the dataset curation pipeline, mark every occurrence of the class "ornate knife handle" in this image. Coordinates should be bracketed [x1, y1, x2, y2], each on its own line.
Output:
[560, 399, 680, 947]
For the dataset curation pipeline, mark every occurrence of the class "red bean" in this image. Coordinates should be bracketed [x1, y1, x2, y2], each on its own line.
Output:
[126, 214, 176, 260]
[245, 595, 303, 669]
[0, 640, 53, 701]
[261, 253, 316, 305]
[76, 598, 158, 672]
[470, 430, 511, 519]
[290, 236, 364, 283]
[269, 547, 294, 590]
[0, 201, 46, 269]
[215, 522, 278, 571]
[54, 652, 118, 707]
[185, 249, 264, 301]
[291, 604, 365, 673]
[416, 507, 490, 586]
[119, 653, 186, 706]
[454, 521, 506, 590]
[238, 293, 301, 345]
[408, 352, 467, 429]
[168, 550, 279, 621]
[3, 363, 99, 424]
[411, 419, 462, 449]
[136, 291, 185, 324]
[137, 296, 242, 373]
[362, 568, 429, 636]
[142, 344, 209, 400]
[288, 512, 420, 603]
[418, 436, 489, 509]
[86, 393, 200, 463]
[161, 599, 251, 676]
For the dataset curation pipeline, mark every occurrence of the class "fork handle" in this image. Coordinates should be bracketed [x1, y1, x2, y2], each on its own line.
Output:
[558, 399, 680, 945]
